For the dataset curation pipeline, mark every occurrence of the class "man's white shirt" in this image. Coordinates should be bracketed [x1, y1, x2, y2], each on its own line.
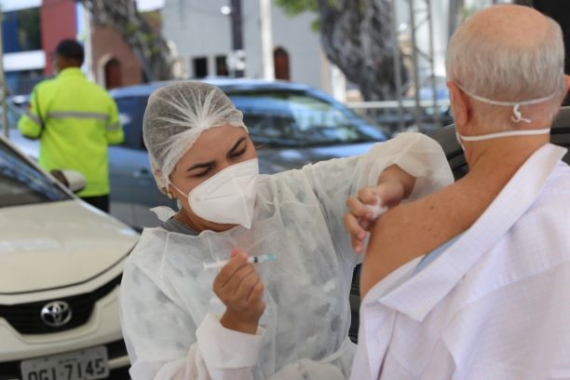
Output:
[351, 144, 570, 380]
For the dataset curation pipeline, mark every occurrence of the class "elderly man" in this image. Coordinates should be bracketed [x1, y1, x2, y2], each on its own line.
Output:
[347, 4, 570, 380]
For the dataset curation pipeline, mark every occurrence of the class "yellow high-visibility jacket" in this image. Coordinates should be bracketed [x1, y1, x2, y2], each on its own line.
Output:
[18, 68, 124, 197]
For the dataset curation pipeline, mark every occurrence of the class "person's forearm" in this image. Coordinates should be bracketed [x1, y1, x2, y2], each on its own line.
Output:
[18, 117, 42, 139]
[220, 311, 259, 334]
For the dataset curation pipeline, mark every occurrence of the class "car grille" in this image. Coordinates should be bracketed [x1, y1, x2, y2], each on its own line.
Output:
[0, 339, 128, 380]
[0, 275, 121, 335]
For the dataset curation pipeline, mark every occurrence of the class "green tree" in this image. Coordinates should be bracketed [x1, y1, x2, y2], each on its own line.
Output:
[76, 0, 173, 81]
[275, 0, 408, 101]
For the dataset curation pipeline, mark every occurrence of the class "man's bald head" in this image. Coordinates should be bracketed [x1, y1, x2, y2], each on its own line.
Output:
[446, 4, 565, 125]
[466, 5, 551, 49]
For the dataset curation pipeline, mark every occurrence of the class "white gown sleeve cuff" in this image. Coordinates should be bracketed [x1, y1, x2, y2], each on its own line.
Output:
[356, 132, 454, 199]
[196, 313, 265, 370]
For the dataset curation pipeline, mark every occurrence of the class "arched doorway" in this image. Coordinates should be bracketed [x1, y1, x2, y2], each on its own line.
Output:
[274, 47, 290, 81]
[104, 58, 122, 89]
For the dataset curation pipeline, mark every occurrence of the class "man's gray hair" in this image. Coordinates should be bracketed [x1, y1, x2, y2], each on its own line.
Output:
[446, 14, 565, 125]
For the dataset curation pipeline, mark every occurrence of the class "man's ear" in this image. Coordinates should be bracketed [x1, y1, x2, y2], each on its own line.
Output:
[563, 75, 570, 101]
[447, 81, 472, 135]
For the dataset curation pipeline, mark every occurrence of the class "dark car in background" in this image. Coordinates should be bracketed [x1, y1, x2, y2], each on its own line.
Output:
[9, 79, 387, 230]
[109, 78, 387, 230]
[8, 82, 570, 346]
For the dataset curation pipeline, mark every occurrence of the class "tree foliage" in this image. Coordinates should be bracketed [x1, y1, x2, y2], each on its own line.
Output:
[275, 0, 319, 15]
[76, 0, 173, 81]
[275, 0, 320, 31]
[275, 0, 407, 101]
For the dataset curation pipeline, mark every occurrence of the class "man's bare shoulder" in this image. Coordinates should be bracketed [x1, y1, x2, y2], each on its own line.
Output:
[376, 183, 474, 250]
[360, 180, 487, 295]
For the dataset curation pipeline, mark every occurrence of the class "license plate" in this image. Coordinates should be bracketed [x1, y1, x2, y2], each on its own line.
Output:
[20, 346, 109, 380]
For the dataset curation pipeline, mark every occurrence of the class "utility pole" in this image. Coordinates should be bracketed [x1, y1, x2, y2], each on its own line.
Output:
[448, 0, 464, 40]
[259, 0, 274, 81]
[230, 0, 245, 77]
[80, 3, 95, 81]
[0, 10, 9, 138]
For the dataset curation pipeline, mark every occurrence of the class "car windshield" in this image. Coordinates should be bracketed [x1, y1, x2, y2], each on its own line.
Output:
[0, 140, 70, 207]
[6, 96, 30, 130]
[227, 90, 384, 147]
[115, 96, 148, 148]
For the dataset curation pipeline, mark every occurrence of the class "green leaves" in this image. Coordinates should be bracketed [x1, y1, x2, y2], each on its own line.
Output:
[274, 0, 318, 16]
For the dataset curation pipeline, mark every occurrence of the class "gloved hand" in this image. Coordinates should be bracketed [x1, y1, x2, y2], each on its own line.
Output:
[214, 249, 266, 334]
[343, 181, 407, 253]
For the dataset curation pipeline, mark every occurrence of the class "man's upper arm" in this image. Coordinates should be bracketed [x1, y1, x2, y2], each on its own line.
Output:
[105, 96, 124, 145]
[17, 88, 43, 139]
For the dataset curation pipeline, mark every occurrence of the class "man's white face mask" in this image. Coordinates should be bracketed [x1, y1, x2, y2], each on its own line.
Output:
[454, 85, 554, 149]
[171, 158, 259, 229]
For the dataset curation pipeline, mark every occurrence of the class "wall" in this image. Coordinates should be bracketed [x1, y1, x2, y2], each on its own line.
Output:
[162, 0, 232, 78]
[41, 0, 77, 75]
[161, 0, 332, 93]
[267, 4, 326, 89]
[91, 25, 143, 88]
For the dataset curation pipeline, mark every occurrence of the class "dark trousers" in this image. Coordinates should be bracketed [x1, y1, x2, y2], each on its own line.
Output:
[81, 194, 110, 213]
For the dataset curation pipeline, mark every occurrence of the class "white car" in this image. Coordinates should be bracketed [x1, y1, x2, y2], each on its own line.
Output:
[0, 134, 139, 379]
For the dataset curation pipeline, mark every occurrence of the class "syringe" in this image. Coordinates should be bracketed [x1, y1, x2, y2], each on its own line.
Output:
[203, 254, 277, 270]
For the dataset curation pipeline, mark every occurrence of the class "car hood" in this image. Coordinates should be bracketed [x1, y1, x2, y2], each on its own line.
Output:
[0, 200, 139, 294]
[257, 142, 379, 173]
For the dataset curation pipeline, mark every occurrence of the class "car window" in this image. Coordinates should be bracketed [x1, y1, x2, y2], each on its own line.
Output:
[7, 97, 30, 129]
[115, 96, 148, 150]
[7, 103, 24, 128]
[0, 140, 70, 207]
[228, 90, 384, 147]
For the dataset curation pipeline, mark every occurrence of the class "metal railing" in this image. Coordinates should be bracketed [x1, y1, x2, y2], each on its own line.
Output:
[347, 99, 453, 137]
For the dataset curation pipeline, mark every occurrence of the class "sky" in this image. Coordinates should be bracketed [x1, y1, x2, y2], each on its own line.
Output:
[137, 0, 165, 12]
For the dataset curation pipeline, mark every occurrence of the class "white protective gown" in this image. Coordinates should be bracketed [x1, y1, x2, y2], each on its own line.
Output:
[119, 133, 453, 380]
[351, 144, 570, 380]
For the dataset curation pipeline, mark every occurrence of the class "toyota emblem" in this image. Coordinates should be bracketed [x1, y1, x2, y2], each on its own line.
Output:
[40, 301, 72, 327]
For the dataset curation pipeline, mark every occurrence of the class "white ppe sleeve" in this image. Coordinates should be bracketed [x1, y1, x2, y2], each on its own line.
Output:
[298, 132, 453, 267]
[121, 264, 265, 380]
[196, 313, 265, 377]
[355, 132, 454, 201]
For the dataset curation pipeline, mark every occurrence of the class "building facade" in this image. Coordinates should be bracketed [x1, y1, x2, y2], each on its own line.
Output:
[161, 0, 341, 96]
[1, 0, 144, 95]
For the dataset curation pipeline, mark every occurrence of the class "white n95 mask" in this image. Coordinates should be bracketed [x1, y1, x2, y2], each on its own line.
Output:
[182, 158, 259, 229]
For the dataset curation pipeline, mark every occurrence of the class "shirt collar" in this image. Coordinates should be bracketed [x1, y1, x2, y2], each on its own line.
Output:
[370, 143, 567, 322]
[57, 67, 84, 77]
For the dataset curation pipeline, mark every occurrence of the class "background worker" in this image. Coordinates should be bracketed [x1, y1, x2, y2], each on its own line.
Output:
[18, 39, 123, 212]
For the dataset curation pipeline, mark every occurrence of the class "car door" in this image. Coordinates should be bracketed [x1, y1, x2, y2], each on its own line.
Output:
[109, 95, 174, 230]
